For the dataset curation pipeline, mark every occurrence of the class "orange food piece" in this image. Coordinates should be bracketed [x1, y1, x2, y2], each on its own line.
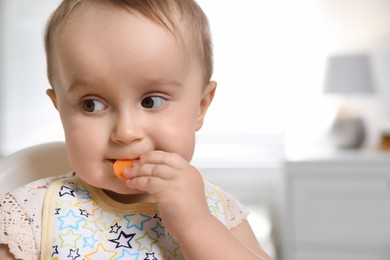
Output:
[113, 160, 135, 181]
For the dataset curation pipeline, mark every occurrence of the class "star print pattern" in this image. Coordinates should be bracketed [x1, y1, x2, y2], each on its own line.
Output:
[144, 252, 158, 260]
[59, 185, 75, 197]
[108, 231, 136, 249]
[110, 223, 121, 234]
[68, 248, 80, 260]
[124, 214, 152, 231]
[83, 234, 98, 248]
[116, 249, 140, 259]
[58, 210, 84, 230]
[79, 208, 90, 218]
[45, 178, 227, 259]
[135, 232, 158, 252]
[84, 243, 117, 259]
[51, 245, 58, 257]
[151, 221, 165, 239]
[59, 229, 82, 248]
[205, 185, 226, 223]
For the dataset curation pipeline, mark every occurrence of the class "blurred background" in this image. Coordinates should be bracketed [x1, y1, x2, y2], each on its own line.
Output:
[1, 0, 390, 259]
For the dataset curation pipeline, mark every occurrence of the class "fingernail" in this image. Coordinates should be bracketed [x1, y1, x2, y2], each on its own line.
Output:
[123, 167, 133, 178]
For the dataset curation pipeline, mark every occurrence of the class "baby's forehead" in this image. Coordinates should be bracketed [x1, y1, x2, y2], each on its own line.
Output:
[65, 1, 196, 60]
[56, 3, 200, 80]
[46, 0, 211, 87]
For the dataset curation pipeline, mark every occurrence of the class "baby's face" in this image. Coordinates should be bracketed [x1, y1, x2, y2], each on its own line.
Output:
[48, 4, 211, 196]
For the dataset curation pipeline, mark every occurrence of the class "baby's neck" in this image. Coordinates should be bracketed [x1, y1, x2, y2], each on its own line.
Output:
[103, 190, 155, 204]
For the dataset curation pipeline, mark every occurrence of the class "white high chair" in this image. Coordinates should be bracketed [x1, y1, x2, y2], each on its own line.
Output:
[0, 142, 72, 196]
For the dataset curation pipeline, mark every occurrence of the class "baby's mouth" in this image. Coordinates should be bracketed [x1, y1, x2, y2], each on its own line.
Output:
[107, 158, 139, 165]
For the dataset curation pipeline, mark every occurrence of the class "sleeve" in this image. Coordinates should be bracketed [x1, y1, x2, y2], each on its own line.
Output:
[223, 192, 250, 230]
[0, 193, 38, 260]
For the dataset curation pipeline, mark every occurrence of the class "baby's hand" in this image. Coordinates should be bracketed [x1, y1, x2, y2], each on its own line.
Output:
[123, 150, 212, 237]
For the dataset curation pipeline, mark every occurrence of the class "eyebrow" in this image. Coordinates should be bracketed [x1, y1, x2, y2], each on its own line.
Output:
[67, 79, 92, 94]
[67, 77, 183, 93]
[139, 76, 183, 88]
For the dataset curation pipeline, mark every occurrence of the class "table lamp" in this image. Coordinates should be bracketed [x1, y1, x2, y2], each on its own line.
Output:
[324, 54, 374, 149]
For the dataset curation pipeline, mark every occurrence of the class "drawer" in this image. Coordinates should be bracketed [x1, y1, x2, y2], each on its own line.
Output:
[291, 178, 390, 247]
[294, 249, 390, 260]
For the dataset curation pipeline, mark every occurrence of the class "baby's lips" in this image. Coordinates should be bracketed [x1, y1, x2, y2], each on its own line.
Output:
[113, 159, 136, 181]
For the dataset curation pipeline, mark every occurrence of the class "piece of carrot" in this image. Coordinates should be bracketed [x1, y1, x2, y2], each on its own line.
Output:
[113, 160, 135, 181]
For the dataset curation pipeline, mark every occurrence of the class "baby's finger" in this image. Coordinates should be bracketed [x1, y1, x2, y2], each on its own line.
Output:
[124, 163, 176, 180]
[139, 151, 186, 169]
[140, 163, 178, 179]
[126, 176, 167, 195]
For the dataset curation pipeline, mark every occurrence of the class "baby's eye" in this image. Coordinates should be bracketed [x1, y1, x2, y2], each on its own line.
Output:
[141, 96, 167, 109]
[82, 99, 107, 113]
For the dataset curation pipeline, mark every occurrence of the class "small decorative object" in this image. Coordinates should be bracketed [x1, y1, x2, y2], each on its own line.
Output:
[324, 54, 374, 149]
[380, 132, 390, 150]
[379, 116, 390, 150]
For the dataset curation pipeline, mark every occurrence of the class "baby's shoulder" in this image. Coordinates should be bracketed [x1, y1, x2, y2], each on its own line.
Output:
[2, 173, 74, 215]
[0, 173, 73, 259]
[203, 181, 249, 229]
[9, 173, 73, 202]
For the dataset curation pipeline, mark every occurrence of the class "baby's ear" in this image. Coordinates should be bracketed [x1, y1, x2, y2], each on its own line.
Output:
[46, 89, 58, 110]
[195, 81, 217, 131]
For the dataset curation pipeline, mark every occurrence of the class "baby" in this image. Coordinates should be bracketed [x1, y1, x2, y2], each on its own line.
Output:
[0, 0, 270, 259]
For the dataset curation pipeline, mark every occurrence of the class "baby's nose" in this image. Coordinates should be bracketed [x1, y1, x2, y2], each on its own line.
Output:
[110, 113, 143, 144]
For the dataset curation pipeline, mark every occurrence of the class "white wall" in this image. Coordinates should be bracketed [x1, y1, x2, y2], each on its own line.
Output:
[0, 0, 63, 156]
[283, 0, 390, 154]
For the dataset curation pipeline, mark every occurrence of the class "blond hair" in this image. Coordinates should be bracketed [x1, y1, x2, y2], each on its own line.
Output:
[44, 0, 213, 86]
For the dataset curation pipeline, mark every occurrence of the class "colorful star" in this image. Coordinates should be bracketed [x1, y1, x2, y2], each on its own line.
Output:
[82, 219, 104, 233]
[55, 199, 74, 211]
[206, 190, 224, 218]
[83, 234, 98, 248]
[135, 232, 157, 252]
[124, 214, 152, 231]
[84, 243, 117, 260]
[165, 235, 180, 257]
[58, 210, 84, 230]
[151, 221, 165, 239]
[209, 201, 224, 217]
[59, 229, 82, 248]
[108, 231, 136, 249]
[76, 187, 91, 200]
[115, 249, 139, 260]
[95, 209, 122, 230]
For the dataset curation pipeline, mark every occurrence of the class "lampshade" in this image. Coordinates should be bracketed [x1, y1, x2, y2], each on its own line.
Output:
[324, 54, 374, 94]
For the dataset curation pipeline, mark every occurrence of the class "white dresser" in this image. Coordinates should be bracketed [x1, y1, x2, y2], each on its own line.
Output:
[284, 151, 390, 260]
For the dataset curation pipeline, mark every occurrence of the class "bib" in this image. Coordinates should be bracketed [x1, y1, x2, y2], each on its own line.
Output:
[40, 177, 227, 260]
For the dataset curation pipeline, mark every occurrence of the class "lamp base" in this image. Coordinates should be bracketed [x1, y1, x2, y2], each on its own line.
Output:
[330, 114, 365, 149]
